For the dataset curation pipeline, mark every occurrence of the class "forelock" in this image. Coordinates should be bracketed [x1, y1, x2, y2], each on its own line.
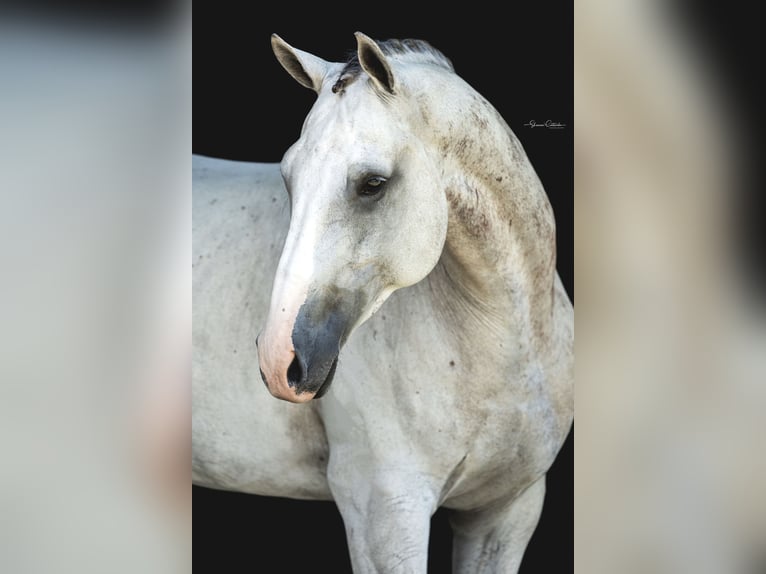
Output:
[331, 38, 453, 94]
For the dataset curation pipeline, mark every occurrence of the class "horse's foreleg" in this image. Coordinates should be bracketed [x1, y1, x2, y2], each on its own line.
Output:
[329, 468, 437, 574]
[449, 476, 546, 574]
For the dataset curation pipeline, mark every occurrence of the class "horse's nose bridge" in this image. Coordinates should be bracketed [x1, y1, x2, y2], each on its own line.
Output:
[258, 203, 339, 397]
[257, 228, 313, 396]
[280, 208, 318, 275]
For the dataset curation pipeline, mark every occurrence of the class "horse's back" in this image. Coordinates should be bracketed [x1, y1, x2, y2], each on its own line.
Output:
[192, 155, 331, 499]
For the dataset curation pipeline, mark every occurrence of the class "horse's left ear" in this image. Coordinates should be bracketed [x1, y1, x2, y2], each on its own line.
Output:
[354, 32, 395, 94]
[271, 34, 330, 93]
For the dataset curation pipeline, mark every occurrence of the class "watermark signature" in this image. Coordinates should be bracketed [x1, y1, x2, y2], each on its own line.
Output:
[523, 120, 566, 129]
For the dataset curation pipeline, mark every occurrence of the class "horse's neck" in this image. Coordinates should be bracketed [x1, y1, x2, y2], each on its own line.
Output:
[419, 78, 557, 348]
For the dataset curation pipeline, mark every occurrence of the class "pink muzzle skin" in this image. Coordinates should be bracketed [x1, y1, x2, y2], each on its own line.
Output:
[257, 296, 317, 404]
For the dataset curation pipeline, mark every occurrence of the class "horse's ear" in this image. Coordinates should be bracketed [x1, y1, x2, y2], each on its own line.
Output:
[271, 34, 329, 93]
[354, 32, 395, 94]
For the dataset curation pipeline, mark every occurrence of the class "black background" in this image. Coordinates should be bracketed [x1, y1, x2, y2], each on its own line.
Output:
[671, 1, 765, 296]
[194, 7, 572, 573]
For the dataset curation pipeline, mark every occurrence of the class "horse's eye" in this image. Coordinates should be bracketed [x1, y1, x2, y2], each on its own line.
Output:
[359, 176, 387, 197]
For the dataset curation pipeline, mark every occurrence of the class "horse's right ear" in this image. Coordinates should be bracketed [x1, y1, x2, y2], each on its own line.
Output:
[271, 34, 330, 93]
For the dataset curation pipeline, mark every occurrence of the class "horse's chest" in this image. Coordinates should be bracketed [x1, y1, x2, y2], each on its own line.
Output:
[325, 323, 556, 506]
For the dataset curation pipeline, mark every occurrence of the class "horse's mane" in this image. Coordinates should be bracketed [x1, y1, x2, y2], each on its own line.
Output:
[332, 39, 453, 94]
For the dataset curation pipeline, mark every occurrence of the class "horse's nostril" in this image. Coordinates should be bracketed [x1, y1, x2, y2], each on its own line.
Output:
[286, 353, 304, 387]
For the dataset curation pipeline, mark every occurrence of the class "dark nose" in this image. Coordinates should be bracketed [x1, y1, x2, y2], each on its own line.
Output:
[288, 301, 348, 397]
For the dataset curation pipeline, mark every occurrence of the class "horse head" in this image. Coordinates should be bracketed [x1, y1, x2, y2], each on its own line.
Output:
[257, 33, 451, 402]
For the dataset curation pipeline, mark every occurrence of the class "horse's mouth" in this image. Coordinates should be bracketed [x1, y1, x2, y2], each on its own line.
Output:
[313, 356, 338, 399]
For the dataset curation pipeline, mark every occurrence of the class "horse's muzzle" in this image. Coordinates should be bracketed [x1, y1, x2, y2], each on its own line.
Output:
[287, 299, 346, 398]
[258, 295, 350, 402]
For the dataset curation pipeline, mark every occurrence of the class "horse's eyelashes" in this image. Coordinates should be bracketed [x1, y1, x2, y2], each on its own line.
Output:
[359, 176, 387, 198]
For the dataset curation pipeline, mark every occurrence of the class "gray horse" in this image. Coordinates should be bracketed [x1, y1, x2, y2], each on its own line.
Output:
[193, 33, 573, 573]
